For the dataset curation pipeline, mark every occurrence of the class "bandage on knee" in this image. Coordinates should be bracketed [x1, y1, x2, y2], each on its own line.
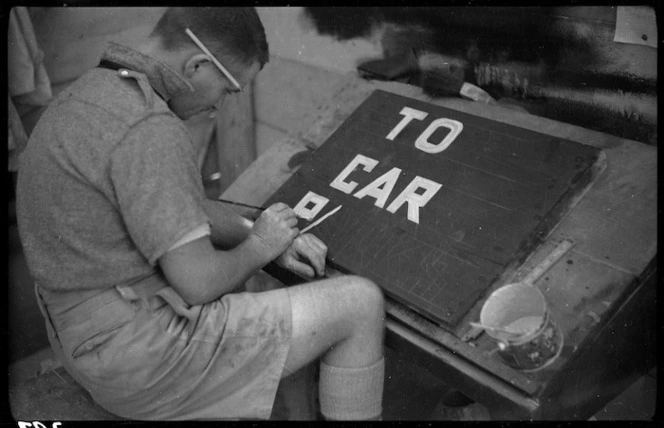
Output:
[319, 358, 384, 420]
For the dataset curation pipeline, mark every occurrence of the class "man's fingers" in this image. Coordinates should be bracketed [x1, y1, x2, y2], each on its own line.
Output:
[307, 234, 328, 254]
[270, 207, 297, 226]
[298, 237, 326, 276]
[301, 234, 328, 259]
[285, 258, 315, 278]
[284, 216, 298, 228]
[269, 202, 290, 212]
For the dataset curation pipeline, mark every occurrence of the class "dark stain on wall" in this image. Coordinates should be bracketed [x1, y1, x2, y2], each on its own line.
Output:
[303, 7, 657, 145]
[305, 7, 595, 68]
[550, 70, 656, 96]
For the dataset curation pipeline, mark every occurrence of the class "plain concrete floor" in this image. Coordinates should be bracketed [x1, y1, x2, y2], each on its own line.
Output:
[382, 347, 657, 421]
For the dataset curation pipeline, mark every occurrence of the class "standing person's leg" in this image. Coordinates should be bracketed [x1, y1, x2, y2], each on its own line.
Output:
[282, 275, 385, 420]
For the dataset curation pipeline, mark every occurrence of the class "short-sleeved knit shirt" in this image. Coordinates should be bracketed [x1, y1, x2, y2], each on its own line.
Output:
[17, 42, 210, 296]
[17, 43, 294, 420]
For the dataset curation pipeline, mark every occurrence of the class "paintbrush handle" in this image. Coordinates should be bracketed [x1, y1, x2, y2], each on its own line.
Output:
[216, 199, 266, 211]
[300, 205, 342, 234]
[469, 322, 520, 336]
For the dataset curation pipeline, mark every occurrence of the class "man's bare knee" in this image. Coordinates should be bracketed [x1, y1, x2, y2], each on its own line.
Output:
[284, 276, 384, 375]
[349, 276, 384, 306]
[343, 276, 385, 325]
[304, 275, 385, 369]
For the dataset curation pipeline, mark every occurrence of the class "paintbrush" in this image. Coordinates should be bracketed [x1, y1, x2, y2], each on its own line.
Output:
[300, 205, 342, 234]
[216, 199, 342, 234]
[216, 198, 266, 210]
[469, 321, 522, 336]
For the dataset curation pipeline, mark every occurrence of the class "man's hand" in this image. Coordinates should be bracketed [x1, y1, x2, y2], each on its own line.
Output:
[249, 203, 299, 260]
[276, 233, 328, 279]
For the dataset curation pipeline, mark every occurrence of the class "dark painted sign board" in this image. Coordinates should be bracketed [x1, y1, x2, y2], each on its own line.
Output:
[267, 90, 602, 328]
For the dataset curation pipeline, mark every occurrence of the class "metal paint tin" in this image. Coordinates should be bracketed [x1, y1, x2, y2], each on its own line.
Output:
[480, 282, 563, 372]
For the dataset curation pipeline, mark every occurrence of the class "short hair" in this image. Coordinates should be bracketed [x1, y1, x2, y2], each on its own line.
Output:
[150, 7, 269, 68]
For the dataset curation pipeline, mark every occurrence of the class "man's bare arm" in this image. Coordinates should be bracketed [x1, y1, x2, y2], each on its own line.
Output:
[159, 203, 297, 305]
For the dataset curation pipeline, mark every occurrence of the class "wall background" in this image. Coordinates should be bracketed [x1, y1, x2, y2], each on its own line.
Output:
[294, 6, 658, 145]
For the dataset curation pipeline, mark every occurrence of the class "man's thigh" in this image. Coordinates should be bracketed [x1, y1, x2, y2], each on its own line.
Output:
[61, 286, 295, 420]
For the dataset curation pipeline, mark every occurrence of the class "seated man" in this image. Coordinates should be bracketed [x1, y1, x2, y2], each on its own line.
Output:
[16, 7, 385, 421]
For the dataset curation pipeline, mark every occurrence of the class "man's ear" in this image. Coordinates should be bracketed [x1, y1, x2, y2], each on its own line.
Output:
[182, 53, 210, 79]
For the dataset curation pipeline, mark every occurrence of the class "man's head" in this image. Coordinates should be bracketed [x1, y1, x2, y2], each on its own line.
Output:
[149, 7, 269, 119]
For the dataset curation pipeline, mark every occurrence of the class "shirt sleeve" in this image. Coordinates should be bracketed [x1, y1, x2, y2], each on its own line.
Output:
[168, 223, 211, 252]
[109, 114, 210, 265]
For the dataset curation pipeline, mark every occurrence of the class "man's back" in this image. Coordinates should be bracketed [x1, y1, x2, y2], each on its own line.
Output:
[16, 62, 189, 292]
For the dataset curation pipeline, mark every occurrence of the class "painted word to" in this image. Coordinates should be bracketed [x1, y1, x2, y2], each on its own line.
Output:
[387, 107, 463, 154]
[294, 106, 463, 225]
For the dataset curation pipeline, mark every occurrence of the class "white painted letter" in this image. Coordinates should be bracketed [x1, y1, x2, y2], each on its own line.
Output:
[330, 154, 378, 194]
[386, 176, 442, 224]
[386, 107, 428, 141]
[414, 118, 463, 153]
[354, 167, 402, 208]
[293, 191, 329, 221]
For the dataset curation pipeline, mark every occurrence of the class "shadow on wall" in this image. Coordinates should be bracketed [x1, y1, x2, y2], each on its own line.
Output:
[303, 7, 658, 145]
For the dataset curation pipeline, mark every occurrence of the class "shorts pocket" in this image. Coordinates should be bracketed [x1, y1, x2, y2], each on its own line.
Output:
[71, 324, 129, 359]
[58, 296, 136, 362]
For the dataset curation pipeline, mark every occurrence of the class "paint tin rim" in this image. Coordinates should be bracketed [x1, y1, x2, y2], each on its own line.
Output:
[479, 281, 548, 343]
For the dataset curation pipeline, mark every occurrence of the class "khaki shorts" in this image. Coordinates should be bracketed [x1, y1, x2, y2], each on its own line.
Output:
[38, 274, 293, 420]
